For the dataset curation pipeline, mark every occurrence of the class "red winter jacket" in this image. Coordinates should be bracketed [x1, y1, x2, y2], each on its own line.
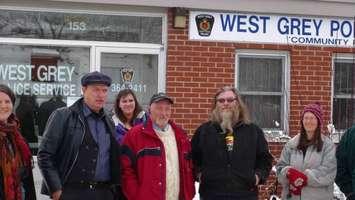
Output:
[120, 118, 195, 200]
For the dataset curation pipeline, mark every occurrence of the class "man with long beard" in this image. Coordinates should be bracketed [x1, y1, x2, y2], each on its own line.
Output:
[191, 86, 273, 200]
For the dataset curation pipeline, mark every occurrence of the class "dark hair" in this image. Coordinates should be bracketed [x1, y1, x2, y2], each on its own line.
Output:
[297, 117, 323, 152]
[114, 89, 143, 125]
[0, 84, 16, 105]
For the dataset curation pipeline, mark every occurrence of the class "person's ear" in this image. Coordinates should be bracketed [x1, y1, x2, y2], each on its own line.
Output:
[82, 86, 87, 93]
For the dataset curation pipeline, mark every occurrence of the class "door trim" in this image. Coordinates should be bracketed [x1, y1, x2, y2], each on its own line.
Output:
[95, 45, 165, 92]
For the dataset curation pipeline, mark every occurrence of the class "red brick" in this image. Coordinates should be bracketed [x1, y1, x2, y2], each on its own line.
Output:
[176, 76, 192, 82]
[183, 93, 199, 98]
[208, 57, 224, 62]
[209, 47, 224, 52]
[315, 51, 331, 56]
[292, 55, 307, 60]
[175, 56, 192, 61]
[201, 42, 217, 47]
[188, 51, 202, 56]
[223, 58, 235, 63]
[193, 46, 208, 52]
[185, 62, 201, 67]
[217, 42, 233, 47]
[168, 50, 184, 56]
[300, 71, 314, 75]
[174, 66, 192, 72]
[291, 75, 307, 80]
[192, 57, 206, 62]
[192, 77, 207, 82]
[201, 72, 216, 77]
[300, 50, 315, 56]
[247, 43, 264, 49]
[192, 88, 208, 93]
[193, 67, 208, 72]
[177, 46, 192, 51]
[166, 13, 354, 197]
[184, 82, 199, 87]
[177, 35, 188, 40]
[168, 71, 184, 76]
[169, 40, 185, 46]
[185, 41, 201, 46]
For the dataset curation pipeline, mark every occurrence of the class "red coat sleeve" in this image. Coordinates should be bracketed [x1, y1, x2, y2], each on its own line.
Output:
[120, 131, 139, 200]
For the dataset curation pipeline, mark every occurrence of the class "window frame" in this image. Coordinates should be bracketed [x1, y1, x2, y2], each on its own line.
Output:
[235, 49, 290, 138]
[0, 6, 167, 80]
[0, 5, 167, 150]
[331, 53, 355, 139]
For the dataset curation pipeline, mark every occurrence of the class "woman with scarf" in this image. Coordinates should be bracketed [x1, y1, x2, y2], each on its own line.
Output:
[112, 89, 147, 144]
[0, 84, 36, 200]
[276, 102, 336, 200]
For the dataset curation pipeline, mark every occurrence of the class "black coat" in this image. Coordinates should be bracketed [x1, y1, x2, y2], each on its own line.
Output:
[37, 98, 121, 196]
[38, 98, 66, 136]
[191, 121, 273, 195]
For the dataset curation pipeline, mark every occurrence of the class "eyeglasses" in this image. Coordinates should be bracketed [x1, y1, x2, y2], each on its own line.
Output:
[216, 98, 236, 103]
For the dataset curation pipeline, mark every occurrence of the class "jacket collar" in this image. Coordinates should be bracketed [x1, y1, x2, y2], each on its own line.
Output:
[210, 120, 244, 134]
[69, 98, 107, 116]
[288, 133, 328, 149]
[69, 98, 115, 134]
[142, 117, 187, 140]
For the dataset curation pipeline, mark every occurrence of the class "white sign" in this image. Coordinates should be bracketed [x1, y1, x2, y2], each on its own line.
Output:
[189, 11, 355, 47]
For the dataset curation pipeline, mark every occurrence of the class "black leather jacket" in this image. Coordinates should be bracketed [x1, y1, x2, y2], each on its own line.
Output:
[37, 98, 121, 196]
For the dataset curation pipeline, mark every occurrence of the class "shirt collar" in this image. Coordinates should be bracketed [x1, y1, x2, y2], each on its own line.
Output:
[153, 123, 170, 132]
[83, 103, 104, 119]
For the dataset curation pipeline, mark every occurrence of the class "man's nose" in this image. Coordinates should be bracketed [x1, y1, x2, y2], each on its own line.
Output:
[98, 91, 107, 97]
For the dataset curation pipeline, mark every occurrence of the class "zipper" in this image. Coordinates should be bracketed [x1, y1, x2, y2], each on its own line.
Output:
[136, 146, 161, 155]
[63, 115, 86, 183]
[159, 143, 165, 200]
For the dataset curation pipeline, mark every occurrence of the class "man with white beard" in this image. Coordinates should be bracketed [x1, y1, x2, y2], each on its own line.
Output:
[191, 86, 273, 200]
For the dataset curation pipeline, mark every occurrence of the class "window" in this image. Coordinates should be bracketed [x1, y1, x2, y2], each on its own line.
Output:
[0, 8, 166, 152]
[0, 9, 162, 43]
[332, 55, 355, 133]
[236, 50, 289, 138]
[0, 44, 90, 152]
[100, 52, 159, 110]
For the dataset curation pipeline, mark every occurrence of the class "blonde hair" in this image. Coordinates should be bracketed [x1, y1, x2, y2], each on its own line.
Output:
[210, 86, 251, 124]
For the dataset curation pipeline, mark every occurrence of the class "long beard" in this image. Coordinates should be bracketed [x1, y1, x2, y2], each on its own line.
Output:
[220, 111, 234, 133]
[211, 106, 240, 133]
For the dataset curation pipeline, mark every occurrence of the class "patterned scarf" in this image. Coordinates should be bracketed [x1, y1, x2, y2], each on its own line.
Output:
[0, 114, 32, 200]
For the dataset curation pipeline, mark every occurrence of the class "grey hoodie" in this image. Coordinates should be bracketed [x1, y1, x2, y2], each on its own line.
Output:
[276, 134, 337, 200]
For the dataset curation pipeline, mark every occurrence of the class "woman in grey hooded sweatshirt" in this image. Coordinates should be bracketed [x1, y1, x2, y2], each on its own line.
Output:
[276, 102, 336, 200]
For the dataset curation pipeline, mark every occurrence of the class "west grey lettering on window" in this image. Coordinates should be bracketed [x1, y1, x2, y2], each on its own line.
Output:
[1, 64, 77, 96]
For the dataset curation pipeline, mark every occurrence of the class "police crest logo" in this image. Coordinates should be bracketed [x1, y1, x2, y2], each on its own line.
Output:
[195, 14, 214, 37]
[120, 68, 134, 83]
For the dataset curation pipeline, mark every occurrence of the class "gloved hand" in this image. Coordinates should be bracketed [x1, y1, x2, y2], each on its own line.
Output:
[286, 168, 308, 195]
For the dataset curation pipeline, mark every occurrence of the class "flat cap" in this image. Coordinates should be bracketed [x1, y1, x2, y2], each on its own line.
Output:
[150, 92, 174, 105]
[81, 71, 112, 87]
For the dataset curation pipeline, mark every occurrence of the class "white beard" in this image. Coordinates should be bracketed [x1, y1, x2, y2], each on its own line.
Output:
[211, 105, 240, 133]
[220, 111, 232, 133]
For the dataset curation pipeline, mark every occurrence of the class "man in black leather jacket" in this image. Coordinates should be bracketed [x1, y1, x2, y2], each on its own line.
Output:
[191, 86, 273, 200]
[37, 71, 123, 200]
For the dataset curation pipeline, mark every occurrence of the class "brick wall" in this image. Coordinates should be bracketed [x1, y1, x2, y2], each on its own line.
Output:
[166, 8, 354, 199]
